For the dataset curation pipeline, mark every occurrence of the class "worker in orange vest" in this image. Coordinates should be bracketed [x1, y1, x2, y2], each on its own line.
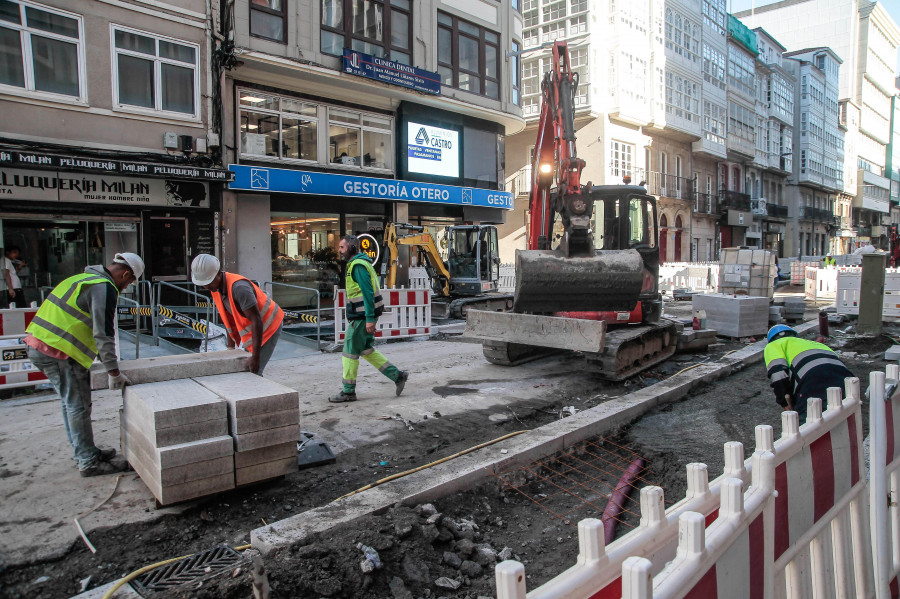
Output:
[190, 254, 284, 375]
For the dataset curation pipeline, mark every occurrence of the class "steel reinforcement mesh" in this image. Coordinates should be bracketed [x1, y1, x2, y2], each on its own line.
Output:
[490, 436, 665, 534]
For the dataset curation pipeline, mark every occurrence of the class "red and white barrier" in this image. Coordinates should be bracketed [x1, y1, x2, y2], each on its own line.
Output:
[495, 377, 878, 599]
[333, 287, 431, 342]
[0, 307, 47, 390]
[872, 367, 900, 597]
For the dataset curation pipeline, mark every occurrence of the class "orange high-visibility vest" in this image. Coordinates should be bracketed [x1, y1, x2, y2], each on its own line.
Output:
[211, 272, 284, 352]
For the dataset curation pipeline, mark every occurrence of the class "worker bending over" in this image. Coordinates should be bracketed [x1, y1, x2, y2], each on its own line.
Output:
[191, 254, 283, 376]
[764, 325, 854, 419]
[24, 253, 144, 477]
[330, 235, 408, 403]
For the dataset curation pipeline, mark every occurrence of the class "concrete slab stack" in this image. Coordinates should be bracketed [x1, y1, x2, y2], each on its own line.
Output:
[718, 249, 776, 299]
[782, 298, 806, 323]
[122, 379, 234, 505]
[90, 350, 250, 390]
[194, 373, 299, 486]
[691, 294, 769, 338]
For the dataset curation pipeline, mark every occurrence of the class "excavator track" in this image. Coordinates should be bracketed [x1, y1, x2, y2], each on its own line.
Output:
[583, 319, 678, 381]
[481, 319, 678, 379]
[449, 293, 514, 319]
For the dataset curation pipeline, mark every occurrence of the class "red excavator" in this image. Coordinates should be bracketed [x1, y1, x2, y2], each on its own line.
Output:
[464, 41, 677, 380]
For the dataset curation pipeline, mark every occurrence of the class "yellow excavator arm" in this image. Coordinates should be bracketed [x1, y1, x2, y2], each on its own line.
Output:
[383, 223, 451, 297]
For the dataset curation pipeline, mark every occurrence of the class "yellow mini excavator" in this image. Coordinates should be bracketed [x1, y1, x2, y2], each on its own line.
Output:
[382, 222, 513, 319]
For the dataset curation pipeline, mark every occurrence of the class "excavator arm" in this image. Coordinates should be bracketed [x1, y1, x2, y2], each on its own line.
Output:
[383, 223, 450, 297]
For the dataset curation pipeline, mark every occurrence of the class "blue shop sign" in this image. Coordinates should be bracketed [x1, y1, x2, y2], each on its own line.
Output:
[228, 165, 514, 210]
[342, 49, 441, 95]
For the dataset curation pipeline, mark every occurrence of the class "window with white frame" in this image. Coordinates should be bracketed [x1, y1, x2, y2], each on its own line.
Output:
[727, 46, 755, 97]
[112, 27, 199, 116]
[702, 42, 725, 90]
[570, 46, 589, 105]
[543, 0, 565, 22]
[609, 140, 634, 179]
[570, 0, 587, 13]
[701, 0, 725, 35]
[569, 14, 587, 35]
[665, 8, 699, 63]
[728, 100, 755, 147]
[0, 0, 84, 99]
[703, 100, 726, 146]
[665, 71, 699, 121]
[238, 89, 393, 170]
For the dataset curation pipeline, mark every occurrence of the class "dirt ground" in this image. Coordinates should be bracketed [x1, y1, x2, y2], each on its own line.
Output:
[1, 315, 889, 599]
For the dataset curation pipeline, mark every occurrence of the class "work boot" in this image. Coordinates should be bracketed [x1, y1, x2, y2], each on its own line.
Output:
[98, 447, 116, 462]
[329, 391, 357, 403]
[80, 460, 126, 478]
[395, 371, 409, 397]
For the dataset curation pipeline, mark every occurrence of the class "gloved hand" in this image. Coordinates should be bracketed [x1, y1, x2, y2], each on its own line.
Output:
[108, 371, 132, 390]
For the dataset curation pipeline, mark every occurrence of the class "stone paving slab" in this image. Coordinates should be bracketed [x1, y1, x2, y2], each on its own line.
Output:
[234, 424, 301, 452]
[235, 441, 297, 469]
[123, 379, 226, 430]
[231, 408, 300, 435]
[90, 350, 249, 390]
[135, 467, 235, 507]
[193, 372, 298, 418]
[236, 456, 296, 487]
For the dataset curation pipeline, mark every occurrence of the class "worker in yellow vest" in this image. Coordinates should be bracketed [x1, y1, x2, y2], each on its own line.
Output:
[24, 253, 144, 477]
[190, 254, 284, 376]
[330, 235, 408, 403]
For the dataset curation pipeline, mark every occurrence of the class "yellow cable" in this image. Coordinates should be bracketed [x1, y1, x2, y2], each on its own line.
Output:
[334, 430, 529, 501]
[101, 544, 251, 599]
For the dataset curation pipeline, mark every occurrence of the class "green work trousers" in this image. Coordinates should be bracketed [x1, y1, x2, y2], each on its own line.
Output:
[342, 319, 400, 393]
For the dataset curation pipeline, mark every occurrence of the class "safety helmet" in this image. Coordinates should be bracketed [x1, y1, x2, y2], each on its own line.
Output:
[113, 252, 145, 279]
[767, 324, 797, 343]
[191, 253, 221, 286]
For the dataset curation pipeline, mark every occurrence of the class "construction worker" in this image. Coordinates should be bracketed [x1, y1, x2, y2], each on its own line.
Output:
[24, 253, 144, 477]
[824, 254, 836, 267]
[764, 325, 854, 419]
[330, 235, 408, 403]
[190, 254, 284, 376]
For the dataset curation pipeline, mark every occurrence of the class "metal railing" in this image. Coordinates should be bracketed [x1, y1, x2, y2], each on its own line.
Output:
[646, 171, 695, 201]
[116, 295, 143, 360]
[718, 189, 751, 212]
[767, 203, 789, 218]
[263, 281, 322, 350]
[153, 281, 213, 352]
[798, 206, 835, 222]
[694, 192, 717, 214]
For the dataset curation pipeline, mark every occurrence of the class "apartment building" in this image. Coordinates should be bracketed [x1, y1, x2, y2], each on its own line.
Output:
[216, 0, 522, 302]
[0, 0, 228, 300]
[736, 0, 900, 251]
[783, 48, 844, 256]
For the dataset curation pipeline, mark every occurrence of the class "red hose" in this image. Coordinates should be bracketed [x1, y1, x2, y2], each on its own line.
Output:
[601, 457, 644, 544]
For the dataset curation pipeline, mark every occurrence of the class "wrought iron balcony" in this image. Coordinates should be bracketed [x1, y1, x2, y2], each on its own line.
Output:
[646, 171, 695, 201]
[767, 203, 789, 218]
[718, 189, 751, 212]
[694, 192, 717, 214]
[798, 206, 835, 222]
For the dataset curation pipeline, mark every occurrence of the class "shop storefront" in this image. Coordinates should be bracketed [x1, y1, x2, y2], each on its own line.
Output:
[227, 165, 513, 310]
[0, 150, 230, 304]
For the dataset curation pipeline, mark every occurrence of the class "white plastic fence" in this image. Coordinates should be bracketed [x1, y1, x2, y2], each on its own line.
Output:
[333, 287, 432, 342]
[494, 374, 896, 599]
[791, 260, 821, 285]
[836, 268, 900, 319]
[0, 307, 48, 390]
[657, 262, 720, 294]
[499, 264, 516, 293]
[408, 267, 430, 290]
[804, 266, 841, 301]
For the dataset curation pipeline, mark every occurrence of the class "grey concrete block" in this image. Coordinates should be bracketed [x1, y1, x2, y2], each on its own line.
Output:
[885, 345, 900, 361]
[193, 372, 298, 418]
[236, 456, 295, 487]
[234, 424, 301, 452]
[146, 471, 235, 506]
[91, 350, 249, 390]
[232, 409, 300, 435]
[148, 418, 229, 448]
[123, 379, 226, 430]
[692, 294, 769, 338]
[123, 420, 232, 469]
[235, 441, 297, 469]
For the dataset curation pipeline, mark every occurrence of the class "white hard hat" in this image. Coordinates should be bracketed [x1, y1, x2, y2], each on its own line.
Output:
[113, 252, 144, 279]
[191, 253, 221, 286]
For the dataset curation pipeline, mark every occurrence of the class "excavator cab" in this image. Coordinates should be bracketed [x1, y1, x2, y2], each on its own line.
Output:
[446, 225, 500, 296]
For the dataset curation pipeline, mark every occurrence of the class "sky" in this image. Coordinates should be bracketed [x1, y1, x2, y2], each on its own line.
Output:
[727, 0, 900, 73]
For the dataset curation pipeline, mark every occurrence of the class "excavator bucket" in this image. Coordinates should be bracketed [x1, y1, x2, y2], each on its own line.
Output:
[513, 248, 644, 313]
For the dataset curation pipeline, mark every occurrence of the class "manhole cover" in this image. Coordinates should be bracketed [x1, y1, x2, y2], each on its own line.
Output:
[133, 545, 245, 596]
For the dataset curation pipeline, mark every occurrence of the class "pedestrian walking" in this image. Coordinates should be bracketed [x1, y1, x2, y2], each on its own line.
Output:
[764, 324, 854, 418]
[190, 254, 284, 376]
[330, 235, 407, 403]
[24, 253, 144, 477]
[3, 245, 24, 307]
